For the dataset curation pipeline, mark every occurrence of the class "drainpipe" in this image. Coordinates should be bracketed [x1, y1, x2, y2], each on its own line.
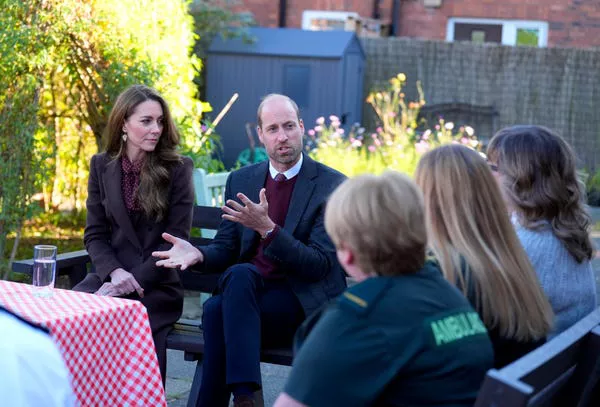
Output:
[390, 0, 401, 36]
[372, 0, 381, 19]
[278, 0, 287, 27]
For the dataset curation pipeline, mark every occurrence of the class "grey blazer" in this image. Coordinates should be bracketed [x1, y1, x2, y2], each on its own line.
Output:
[197, 153, 348, 316]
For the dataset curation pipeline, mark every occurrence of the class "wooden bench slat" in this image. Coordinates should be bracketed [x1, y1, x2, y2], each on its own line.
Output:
[12, 250, 90, 276]
[167, 326, 294, 366]
[475, 307, 600, 406]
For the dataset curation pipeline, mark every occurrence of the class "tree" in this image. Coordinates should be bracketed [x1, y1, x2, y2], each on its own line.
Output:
[0, 0, 217, 273]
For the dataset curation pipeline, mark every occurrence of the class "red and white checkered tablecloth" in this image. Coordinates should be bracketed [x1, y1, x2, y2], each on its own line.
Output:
[0, 281, 167, 407]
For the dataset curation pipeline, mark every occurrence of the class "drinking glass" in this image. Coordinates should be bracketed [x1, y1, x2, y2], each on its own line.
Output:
[32, 245, 57, 297]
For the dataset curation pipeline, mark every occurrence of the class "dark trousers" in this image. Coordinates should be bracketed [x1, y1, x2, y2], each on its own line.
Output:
[197, 263, 304, 407]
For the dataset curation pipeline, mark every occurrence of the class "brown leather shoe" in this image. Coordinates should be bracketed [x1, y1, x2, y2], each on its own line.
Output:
[233, 395, 255, 407]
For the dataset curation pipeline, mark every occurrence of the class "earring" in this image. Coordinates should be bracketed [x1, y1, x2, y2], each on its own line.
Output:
[122, 132, 127, 142]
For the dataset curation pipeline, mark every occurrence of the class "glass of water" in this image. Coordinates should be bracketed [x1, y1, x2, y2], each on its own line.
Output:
[32, 245, 57, 297]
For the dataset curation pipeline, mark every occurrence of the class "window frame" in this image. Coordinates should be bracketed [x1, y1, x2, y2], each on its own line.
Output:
[301, 10, 360, 31]
[446, 17, 549, 47]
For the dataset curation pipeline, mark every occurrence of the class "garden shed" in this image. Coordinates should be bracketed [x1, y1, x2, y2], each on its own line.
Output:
[206, 27, 366, 167]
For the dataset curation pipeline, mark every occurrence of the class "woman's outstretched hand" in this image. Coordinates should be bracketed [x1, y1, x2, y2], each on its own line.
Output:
[153, 233, 204, 271]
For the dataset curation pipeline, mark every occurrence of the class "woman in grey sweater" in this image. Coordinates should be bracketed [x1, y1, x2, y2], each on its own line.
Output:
[487, 125, 597, 337]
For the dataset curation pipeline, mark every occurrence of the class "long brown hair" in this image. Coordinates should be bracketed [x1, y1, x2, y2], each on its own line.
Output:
[487, 125, 593, 263]
[415, 144, 553, 340]
[104, 84, 181, 221]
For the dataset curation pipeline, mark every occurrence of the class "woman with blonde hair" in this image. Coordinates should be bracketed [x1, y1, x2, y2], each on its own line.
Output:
[415, 144, 553, 368]
[487, 125, 596, 336]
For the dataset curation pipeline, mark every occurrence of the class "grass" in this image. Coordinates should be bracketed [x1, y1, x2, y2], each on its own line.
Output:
[3, 210, 85, 282]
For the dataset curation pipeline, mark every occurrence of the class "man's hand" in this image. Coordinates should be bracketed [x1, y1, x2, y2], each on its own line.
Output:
[102, 268, 144, 297]
[222, 188, 275, 236]
[153, 233, 204, 271]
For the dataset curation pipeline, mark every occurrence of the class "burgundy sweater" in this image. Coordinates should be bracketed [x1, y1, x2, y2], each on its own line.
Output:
[251, 174, 297, 278]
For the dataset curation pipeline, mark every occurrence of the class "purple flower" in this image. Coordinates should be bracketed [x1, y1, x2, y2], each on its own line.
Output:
[415, 141, 430, 154]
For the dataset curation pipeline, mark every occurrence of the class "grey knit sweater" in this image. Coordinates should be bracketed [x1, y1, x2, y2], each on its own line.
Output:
[514, 221, 597, 338]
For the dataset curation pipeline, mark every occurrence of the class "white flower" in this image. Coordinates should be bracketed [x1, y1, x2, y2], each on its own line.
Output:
[465, 126, 474, 136]
[444, 122, 454, 130]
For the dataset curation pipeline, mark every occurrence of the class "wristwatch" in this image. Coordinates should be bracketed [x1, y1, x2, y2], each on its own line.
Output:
[261, 226, 276, 240]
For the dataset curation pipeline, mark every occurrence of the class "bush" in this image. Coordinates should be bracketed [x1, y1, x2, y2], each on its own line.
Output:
[308, 74, 480, 176]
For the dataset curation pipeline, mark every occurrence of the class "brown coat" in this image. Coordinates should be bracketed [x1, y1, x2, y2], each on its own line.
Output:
[74, 153, 194, 335]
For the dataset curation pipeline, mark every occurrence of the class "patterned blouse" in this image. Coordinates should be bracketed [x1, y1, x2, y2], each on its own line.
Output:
[121, 156, 142, 212]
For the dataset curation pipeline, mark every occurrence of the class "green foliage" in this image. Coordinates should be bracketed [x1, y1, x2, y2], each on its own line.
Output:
[0, 0, 225, 271]
[308, 74, 481, 177]
[585, 168, 600, 206]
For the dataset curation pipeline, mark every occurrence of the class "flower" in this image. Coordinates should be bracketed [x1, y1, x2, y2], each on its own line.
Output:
[329, 115, 339, 122]
[308, 129, 315, 136]
[415, 141, 430, 154]
[422, 129, 431, 140]
[337, 128, 345, 134]
[465, 126, 475, 136]
[444, 122, 455, 130]
[351, 139, 362, 147]
[316, 117, 325, 125]
[368, 145, 376, 152]
[314, 125, 323, 132]
[376, 127, 383, 133]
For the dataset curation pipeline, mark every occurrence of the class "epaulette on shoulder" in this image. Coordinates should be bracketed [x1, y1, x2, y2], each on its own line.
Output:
[338, 278, 392, 316]
[0, 306, 49, 335]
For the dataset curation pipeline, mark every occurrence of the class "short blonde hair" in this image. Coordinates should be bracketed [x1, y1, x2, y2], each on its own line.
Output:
[325, 171, 427, 276]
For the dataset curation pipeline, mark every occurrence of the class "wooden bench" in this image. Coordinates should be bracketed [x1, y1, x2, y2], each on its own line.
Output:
[475, 307, 600, 406]
[11, 205, 293, 407]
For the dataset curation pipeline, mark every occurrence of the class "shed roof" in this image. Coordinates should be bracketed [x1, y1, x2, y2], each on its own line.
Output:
[208, 27, 365, 59]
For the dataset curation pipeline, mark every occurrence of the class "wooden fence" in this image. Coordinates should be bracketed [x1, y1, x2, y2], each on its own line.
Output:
[360, 37, 600, 169]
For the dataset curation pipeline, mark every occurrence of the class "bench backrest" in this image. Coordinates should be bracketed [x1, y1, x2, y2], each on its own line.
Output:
[475, 307, 600, 407]
[179, 205, 223, 293]
[192, 168, 229, 207]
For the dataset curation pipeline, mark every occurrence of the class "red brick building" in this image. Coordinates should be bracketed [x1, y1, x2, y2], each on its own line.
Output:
[213, 0, 600, 48]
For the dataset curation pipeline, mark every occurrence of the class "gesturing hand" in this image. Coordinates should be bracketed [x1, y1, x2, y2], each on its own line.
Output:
[105, 268, 144, 298]
[153, 233, 204, 271]
[222, 188, 275, 236]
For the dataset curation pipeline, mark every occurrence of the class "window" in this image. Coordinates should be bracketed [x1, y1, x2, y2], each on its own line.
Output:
[447, 18, 548, 47]
[302, 10, 359, 31]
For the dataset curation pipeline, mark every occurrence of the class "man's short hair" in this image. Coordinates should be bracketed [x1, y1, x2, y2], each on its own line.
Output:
[325, 171, 427, 276]
[256, 94, 301, 128]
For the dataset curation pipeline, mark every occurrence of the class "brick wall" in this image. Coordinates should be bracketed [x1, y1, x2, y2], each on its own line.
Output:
[219, 0, 600, 48]
[397, 0, 600, 48]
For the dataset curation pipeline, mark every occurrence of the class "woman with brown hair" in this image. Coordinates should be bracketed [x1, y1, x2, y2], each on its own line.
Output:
[73, 84, 194, 381]
[487, 125, 597, 337]
[415, 144, 553, 367]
